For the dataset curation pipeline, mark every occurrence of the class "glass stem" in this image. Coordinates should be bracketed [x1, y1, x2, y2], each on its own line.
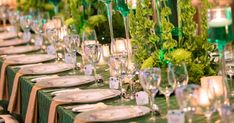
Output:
[54, 5, 59, 15]
[205, 114, 212, 123]
[218, 43, 230, 103]
[93, 61, 98, 85]
[165, 95, 170, 110]
[149, 93, 155, 112]
[123, 16, 132, 56]
[105, 3, 115, 53]
[3, 19, 6, 32]
[187, 112, 193, 123]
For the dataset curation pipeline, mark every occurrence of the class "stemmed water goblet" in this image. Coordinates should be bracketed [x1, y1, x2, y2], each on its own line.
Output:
[175, 84, 200, 123]
[8, 10, 19, 34]
[20, 15, 33, 42]
[0, 5, 7, 32]
[158, 63, 177, 112]
[64, 34, 80, 74]
[174, 62, 189, 87]
[31, 17, 46, 49]
[194, 86, 216, 123]
[139, 67, 161, 121]
[82, 30, 102, 86]
[201, 76, 227, 119]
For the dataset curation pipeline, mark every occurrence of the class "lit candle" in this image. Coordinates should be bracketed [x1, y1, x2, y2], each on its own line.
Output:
[115, 39, 127, 53]
[201, 76, 224, 97]
[208, 8, 232, 27]
[128, 0, 137, 9]
[198, 88, 211, 107]
[98, 45, 109, 65]
[102, 44, 110, 58]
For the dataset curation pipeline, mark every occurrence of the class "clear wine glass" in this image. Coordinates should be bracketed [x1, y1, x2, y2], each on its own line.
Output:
[31, 18, 46, 49]
[0, 5, 7, 32]
[175, 84, 200, 123]
[194, 86, 215, 123]
[201, 76, 227, 118]
[139, 67, 161, 121]
[158, 63, 177, 111]
[20, 15, 32, 42]
[8, 10, 19, 33]
[174, 62, 189, 87]
[83, 30, 101, 86]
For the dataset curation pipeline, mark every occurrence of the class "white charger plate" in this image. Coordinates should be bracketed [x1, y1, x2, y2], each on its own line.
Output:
[19, 63, 74, 75]
[5, 54, 56, 65]
[53, 89, 121, 103]
[0, 45, 40, 55]
[35, 75, 99, 88]
[0, 32, 18, 40]
[74, 106, 150, 122]
[0, 39, 29, 47]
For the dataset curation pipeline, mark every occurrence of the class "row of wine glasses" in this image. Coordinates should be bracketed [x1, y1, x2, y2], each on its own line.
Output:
[175, 75, 231, 123]
[138, 62, 189, 120]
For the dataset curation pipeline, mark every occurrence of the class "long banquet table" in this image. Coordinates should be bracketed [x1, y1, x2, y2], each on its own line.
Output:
[0, 53, 233, 123]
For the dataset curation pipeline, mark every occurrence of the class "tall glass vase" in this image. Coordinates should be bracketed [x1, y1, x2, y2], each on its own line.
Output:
[115, 0, 132, 59]
[207, 6, 233, 102]
[49, 0, 60, 14]
[99, 0, 115, 53]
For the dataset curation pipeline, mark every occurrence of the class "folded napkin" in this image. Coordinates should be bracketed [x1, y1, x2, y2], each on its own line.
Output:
[48, 101, 66, 123]
[25, 86, 45, 123]
[0, 115, 19, 123]
[7, 72, 24, 114]
[0, 61, 13, 100]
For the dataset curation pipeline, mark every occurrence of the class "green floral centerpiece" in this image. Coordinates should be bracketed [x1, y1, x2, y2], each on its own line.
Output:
[129, 0, 218, 83]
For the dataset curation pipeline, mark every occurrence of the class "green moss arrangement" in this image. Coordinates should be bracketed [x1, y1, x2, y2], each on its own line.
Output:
[130, 0, 218, 83]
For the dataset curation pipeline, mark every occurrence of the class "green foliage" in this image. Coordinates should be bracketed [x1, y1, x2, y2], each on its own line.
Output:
[130, 0, 217, 83]
[129, 0, 160, 68]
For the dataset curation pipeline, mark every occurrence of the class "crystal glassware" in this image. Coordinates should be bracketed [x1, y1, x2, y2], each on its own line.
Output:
[139, 67, 160, 121]
[99, 0, 115, 52]
[114, 0, 132, 55]
[207, 7, 233, 101]
[194, 86, 215, 123]
[175, 84, 200, 123]
[174, 62, 189, 87]
[49, 0, 60, 14]
[20, 15, 33, 42]
[158, 63, 177, 110]
[82, 30, 101, 85]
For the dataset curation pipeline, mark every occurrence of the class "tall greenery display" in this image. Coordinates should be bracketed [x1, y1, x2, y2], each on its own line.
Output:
[65, 0, 125, 43]
[130, 0, 217, 83]
[17, 0, 54, 13]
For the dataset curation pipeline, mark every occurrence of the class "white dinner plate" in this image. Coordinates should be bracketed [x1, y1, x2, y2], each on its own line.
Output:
[0, 39, 29, 47]
[35, 75, 99, 88]
[74, 106, 150, 122]
[0, 32, 18, 40]
[5, 54, 56, 65]
[53, 89, 121, 103]
[19, 63, 74, 75]
[0, 45, 40, 55]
